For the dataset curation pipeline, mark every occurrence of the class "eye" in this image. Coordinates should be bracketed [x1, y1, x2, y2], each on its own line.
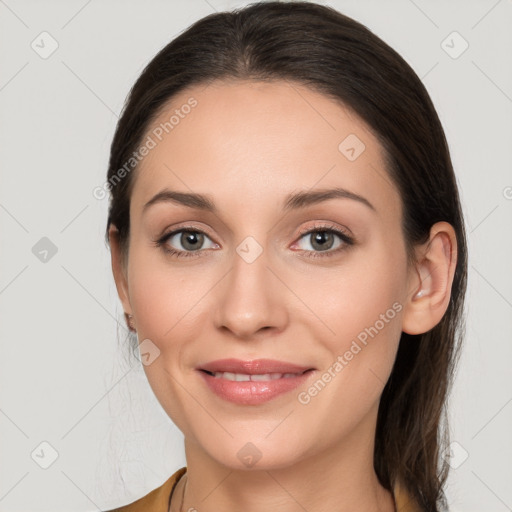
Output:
[153, 223, 355, 259]
[154, 227, 218, 258]
[292, 223, 355, 258]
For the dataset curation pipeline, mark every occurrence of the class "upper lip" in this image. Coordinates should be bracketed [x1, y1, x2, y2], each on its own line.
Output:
[198, 358, 314, 375]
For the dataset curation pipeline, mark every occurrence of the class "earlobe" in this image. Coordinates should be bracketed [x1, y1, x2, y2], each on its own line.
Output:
[401, 222, 458, 335]
[108, 225, 133, 322]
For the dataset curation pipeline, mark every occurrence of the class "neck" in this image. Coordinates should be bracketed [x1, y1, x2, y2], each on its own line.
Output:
[171, 410, 395, 512]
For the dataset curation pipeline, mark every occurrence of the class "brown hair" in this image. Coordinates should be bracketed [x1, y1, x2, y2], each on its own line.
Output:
[104, 2, 467, 510]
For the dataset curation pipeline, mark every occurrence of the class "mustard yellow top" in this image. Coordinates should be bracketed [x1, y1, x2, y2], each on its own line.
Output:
[105, 466, 421, 512]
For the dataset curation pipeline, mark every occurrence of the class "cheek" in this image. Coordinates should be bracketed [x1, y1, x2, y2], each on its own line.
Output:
[126, 248, 208, 430]
[304, 251, 405, 343]
[126, 245, 214, 356]
[129, 269, 200, 340]
[313, 247, 406, 387]
[296, 268, 404, 436]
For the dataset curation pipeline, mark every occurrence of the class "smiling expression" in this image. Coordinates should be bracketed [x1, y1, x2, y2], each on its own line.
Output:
[114, 79, 415, 469]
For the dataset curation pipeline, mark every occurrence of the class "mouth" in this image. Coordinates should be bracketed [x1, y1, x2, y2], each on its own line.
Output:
[197, 358, 315, 375]
[196, 359, 316, 405]
[199, 369, 311, 381]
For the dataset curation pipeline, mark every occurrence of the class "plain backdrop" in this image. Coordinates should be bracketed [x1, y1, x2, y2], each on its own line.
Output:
[0, 0, 511, 510]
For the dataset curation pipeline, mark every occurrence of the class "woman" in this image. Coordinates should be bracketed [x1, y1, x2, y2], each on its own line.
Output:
[104, 2, 467, 511]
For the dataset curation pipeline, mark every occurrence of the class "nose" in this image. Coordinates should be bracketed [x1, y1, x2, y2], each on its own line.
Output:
[213, 242, 288, 340]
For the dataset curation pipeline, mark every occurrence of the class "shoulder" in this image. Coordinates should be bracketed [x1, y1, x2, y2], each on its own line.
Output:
[393, 480, 424, 512]
[104, 466, 187, 512]
[105, 467, 419, 512]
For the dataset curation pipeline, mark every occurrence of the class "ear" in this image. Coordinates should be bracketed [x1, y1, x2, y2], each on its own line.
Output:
[108, 225, 133, 327]
[401, 221, 458, 335]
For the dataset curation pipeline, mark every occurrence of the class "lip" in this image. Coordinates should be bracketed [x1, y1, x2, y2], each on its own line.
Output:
[198, 358, 314, 375]
[197, 359, 316, 405]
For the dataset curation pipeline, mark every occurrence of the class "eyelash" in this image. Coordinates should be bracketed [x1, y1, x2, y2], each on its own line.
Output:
[153, 223, 355, 260]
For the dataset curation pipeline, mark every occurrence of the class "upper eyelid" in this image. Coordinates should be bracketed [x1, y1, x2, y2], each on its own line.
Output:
[159, 224, 216, 243]
[160, 223, 352, 247]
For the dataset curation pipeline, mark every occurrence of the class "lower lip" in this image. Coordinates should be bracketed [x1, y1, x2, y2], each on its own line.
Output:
[198, 370, 315, 405]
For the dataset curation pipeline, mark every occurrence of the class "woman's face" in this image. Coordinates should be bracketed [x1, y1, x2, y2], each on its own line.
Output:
[115, 79, 416, 469]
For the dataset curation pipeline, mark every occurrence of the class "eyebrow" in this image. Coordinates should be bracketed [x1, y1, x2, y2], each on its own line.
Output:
[142, 187, 376, 214]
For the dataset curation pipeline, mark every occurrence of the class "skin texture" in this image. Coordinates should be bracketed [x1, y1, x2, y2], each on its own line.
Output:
[109, 80, 458, 512]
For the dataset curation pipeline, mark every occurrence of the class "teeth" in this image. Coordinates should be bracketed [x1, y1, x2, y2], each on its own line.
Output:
[211, 371, 302, 381]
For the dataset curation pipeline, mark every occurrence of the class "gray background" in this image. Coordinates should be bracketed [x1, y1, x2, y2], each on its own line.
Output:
[0, 0, 511, 510]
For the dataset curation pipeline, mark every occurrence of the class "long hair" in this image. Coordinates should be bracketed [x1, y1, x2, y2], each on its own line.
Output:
[104, 3, 468, 510]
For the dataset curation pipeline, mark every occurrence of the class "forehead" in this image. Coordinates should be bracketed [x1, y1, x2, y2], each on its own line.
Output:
[130, 79, 400, 221]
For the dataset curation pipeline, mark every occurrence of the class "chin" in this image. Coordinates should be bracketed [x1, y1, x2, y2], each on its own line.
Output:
[197, 434, 310, 472]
